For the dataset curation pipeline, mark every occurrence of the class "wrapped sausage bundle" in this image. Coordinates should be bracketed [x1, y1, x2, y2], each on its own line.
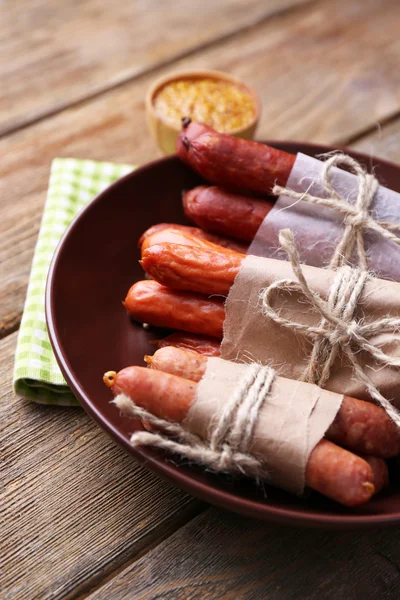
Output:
[138, 235, 400, 420]
[116, 249, 400, 504]
[177, 122, 400, 281]
[118, 235, 400, 505]
[249, 153, 400, 281]
[105, 360, 388, 506]
[145, 346, 400, 461]
[223, 231, 400, 426]
[132, 359, 341, 494]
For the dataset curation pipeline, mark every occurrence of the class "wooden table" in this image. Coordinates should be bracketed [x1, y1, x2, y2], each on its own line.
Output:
[2, 1, 400, 598]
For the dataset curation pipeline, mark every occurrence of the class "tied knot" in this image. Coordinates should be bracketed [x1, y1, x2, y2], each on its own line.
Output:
[346, 211, 367, 230]
[216, 445, 234, 471]
[328, 320, 358, 347]
[115, 364, 276, 478]
[272, 153, 400, 272]
[260, 228, 400, 429]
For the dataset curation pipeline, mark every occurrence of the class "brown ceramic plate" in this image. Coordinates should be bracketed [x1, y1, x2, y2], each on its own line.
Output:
[46, 142, 400, 529]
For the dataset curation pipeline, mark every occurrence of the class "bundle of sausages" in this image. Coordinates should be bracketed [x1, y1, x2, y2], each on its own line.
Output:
[105, 122, 400, 507]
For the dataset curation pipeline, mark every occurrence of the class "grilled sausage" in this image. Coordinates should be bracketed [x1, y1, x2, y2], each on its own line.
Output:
[176, 121, 295, 195]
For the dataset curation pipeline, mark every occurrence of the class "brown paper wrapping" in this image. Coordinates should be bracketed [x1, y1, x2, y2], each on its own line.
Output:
[221, 254, 400, 406]
[249, 153, 400, 281]
[184, 356, 342, 494]
[176, 155, 400, 491]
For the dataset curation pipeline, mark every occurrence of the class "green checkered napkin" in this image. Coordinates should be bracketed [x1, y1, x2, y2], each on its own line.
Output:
[13, 158, 134, 405]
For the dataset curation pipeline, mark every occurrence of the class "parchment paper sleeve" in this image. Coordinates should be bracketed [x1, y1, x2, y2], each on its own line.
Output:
[249, 153, 400, 281]
[221, 254, 400, 406]
[184, 356, 342, 494]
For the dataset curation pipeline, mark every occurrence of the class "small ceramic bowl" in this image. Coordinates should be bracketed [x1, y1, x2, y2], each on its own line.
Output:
[145, 69, 261, 155]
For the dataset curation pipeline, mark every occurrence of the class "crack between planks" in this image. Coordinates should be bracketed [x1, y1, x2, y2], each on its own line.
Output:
[0, 0, 317, 141]
[375, 550, 400, 576]
[69, 501, 208, 600]
[335, 108, 400, 147]
[0, 319, 20, 341]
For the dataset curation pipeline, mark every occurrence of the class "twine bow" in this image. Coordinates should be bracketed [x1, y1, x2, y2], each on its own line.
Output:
[260, 229, 400, 428]
[114, 363, 276, 477]
[272, 153, 400, 271]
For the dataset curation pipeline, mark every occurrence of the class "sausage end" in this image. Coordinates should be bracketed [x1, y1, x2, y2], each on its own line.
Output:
[104, 371, 117, 388]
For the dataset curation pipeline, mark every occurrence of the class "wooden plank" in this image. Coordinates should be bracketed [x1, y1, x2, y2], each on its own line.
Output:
[2, 0, 400, 336]
[85, 507, 400, 600]
[0, 0, 309, 136]
[0, 331, 202, 600]
[352, 119, 400, 166]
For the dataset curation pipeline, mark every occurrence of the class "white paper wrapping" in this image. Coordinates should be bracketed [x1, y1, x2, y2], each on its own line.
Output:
[249, 153, 400, 280]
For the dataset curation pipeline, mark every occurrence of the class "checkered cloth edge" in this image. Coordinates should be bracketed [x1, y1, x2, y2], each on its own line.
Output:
[13, 158, 134, 406]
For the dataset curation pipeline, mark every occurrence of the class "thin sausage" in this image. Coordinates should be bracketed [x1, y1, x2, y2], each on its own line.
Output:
[104, 366, 376, 506]
[139, 222, 248, 254]
[124, 280, 224, 339]
[147, 347, 400, 460]
[362, 456, 388, 493]
[183, 186, 273, 242]
[140, 226, 244, 256]
[104, 366, 195, 423]
[327, 397, 400, 459]
[140, 242, 242, 295]
[305, 440, 375, 507]
[176, 121, 296, 195]
[146, 346, 208, 380]
[154, 332, 221, 357]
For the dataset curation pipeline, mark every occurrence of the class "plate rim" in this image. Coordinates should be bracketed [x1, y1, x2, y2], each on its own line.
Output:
[45, 141, 400, 528]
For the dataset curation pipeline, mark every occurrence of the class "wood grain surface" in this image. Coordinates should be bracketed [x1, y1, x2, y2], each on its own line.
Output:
[2, 0, 400, 337]
[85, 507, 400, 600]
[0, 0, 308, 136]
[353, 119, 400, 165]
[1, 332, 202, 600]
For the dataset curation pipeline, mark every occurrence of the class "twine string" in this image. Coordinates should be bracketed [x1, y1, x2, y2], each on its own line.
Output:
[272, 153, 400, 271]
[260, 229, 400, 428]
[113, 363, 276, 476]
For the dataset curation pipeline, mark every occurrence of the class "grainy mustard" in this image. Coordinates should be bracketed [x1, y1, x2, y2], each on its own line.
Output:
[153, 78, 255, 132]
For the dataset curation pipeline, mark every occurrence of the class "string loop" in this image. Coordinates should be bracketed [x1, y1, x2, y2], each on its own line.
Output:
[260, 228, 400, 428]
[272, 153, 400, 271]
[113, 364, 276, 476]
